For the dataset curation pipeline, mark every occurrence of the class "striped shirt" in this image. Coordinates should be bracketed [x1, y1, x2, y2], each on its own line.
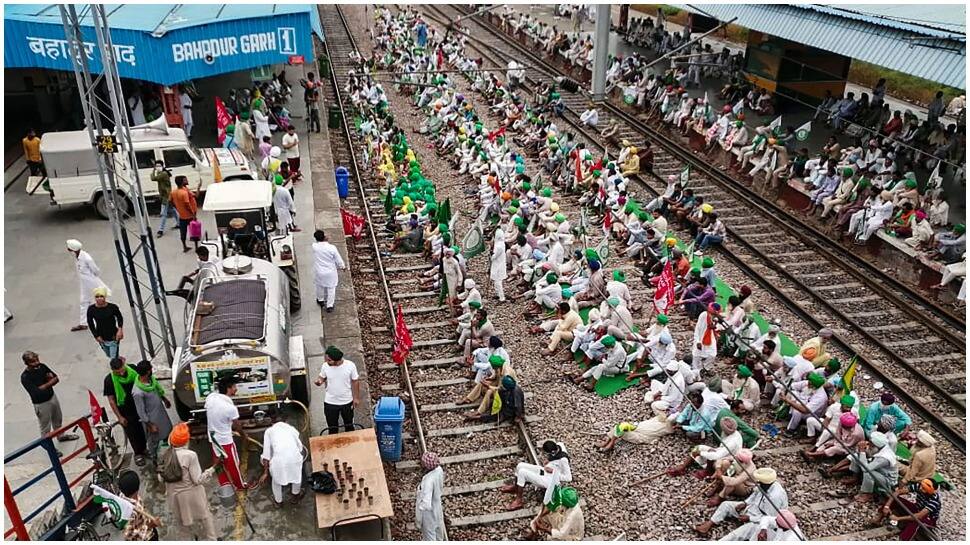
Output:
[909, 482, 942, 519]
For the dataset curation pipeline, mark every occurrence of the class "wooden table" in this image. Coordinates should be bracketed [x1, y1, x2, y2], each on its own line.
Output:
[309, 429, 394, 530]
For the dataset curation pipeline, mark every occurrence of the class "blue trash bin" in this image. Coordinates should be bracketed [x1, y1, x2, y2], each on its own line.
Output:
[373, 396, 405, 461]
[335, 166, 349, 199]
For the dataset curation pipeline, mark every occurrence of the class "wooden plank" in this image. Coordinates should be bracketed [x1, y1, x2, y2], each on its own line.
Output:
[884, 337, 936, 348]
[828, 295, 881, 304]
[375, 338, 452, 350]
[865, 322, 919, 332]
[449, 506, 541, 527]
[378, 356, 463, 370]
[395, 445, 521, 470]
[392, 291, 438, 299]
[309, 429, 394, 528]
[372, 320, 451, 333]
[845, 310, 889, 319]
[381, 377, 470, 392]
[399, 478, 506, 500]
[812, 282, 862, 291]
[385, 264, 429, 273]
[817, 527, 896, 541]
[905, 353, 965, 364]
[424, 416, 539, 438]
[932, 372, 966, 381]
[422, 392, 534, 412]
[403, 305, 447, 315]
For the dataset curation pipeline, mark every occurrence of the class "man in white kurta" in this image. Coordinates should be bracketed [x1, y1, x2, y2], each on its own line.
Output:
[692, 304, 719, 372]
[312, 230, 346, 311]
[490, 227, 508, 302]
[259, 421, 305, 504]
[415, 452, 444, 541]
[67, 239, 108, 330]
[273, 184, 297, 234]
[180, 92, 194, 137]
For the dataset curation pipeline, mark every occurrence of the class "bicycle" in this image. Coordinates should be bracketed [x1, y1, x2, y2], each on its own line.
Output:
[72, 413, 129, 492]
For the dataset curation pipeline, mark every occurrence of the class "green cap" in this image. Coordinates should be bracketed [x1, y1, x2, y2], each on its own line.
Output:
[702, 257, 714, 268]
[546, 273, 558, 284]
[468, 300, 482, 309]
[691, 267, 701, 276]
[826, 358, 841, 372]
[808, 372, 825, 388]
[585, 248, 599, 261]
[612, 270, 626, 282]
[842, 167, 854, 177]
[438, 223, 449, 233]
[561, 288, 573, 298]
[521, 182, 532, 191]
[954, 223, 965, 234]
[555, 213, 566, 223]
[488, 354, 506, 367]
[607, 297, 620, 307]
[840, 394, 855, 408]
[737, 365, 752, 378]
[656, 314, 669, 324]
[560, 487, 579, 508]
[513, 216, 525, 226]
[601, 335, 616, 347]
[542, 188, 553, 197]
[637, 211, 649, 221]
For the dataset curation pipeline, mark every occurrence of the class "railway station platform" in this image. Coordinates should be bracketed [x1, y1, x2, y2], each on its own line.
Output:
[506, 4, 966, 225]
[2, 60, 381, 539]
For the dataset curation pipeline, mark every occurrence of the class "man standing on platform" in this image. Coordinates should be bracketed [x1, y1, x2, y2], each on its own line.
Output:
[312, 230, 346, 312]
[314, 346, 360, 434]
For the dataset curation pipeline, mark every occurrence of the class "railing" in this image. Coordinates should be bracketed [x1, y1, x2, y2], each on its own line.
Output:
[4, 416, 98, 541]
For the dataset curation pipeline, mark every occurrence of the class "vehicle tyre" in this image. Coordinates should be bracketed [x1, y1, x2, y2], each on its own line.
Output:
[174, 395, 193, 422]
[93, 191, 132, 220]
[290, 373, 310, 408]
[283, 264, 301, 312]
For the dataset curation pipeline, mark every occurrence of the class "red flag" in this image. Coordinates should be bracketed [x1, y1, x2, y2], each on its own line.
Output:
[391, 304, 413, 365]
[574, 152, 583, 183]
[340, 208, 366, 240]
[214, 97, 231, 146]
[88, 389, 103, 424]
[603, 208, 612, 235]
[436, 47, 444, 70]
[653, 259, 676, 314]
[487, 126, 506, 142]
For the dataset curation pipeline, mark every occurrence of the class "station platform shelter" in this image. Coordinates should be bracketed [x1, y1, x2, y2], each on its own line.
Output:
[3, 4, 324, 148]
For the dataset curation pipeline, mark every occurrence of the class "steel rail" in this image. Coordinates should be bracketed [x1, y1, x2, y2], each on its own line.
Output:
[444, 5, 966, 451]
[463, 7, 966, 341]
[323, 5, 429, 457]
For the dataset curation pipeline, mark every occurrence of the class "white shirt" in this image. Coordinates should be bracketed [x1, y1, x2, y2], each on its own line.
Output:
[318, 360, 359, 405]
[204, 392, 239, 445]
[281, 133, 300, 160]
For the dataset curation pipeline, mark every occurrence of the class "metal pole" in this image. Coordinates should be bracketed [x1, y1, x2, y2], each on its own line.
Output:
[59, 3, 176, 374]
[591, 5, 611, 101]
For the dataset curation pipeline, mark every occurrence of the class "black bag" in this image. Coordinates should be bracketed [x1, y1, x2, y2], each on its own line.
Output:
[309, 471, 337, 494]
[157, 445, 183, 483]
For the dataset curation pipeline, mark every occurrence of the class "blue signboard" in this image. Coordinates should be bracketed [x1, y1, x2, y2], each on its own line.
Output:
[4, 10, 315, 85]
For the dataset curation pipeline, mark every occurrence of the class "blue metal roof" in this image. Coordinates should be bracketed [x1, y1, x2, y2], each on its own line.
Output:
[4, 4, 323, 37]
[4, 4, 324, 85]
[676, 4, 966, 89]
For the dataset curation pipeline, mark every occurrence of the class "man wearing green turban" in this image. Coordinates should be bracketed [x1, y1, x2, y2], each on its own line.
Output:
[782, 371, 829, 438]
[727, 364, 761, 414]
[526, 485, 585, 540]
[804, 391, 861, 460]
[571, 333, 629, 390]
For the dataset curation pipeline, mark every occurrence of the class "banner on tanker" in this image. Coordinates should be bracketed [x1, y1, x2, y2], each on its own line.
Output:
[215, 96, 231, 146]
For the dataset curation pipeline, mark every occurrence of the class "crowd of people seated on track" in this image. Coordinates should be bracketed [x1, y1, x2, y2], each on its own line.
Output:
[357, 7, 950, 540]
[492, 8, 967, 305]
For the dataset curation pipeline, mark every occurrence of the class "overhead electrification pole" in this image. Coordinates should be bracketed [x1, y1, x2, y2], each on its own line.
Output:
[59, 4, 177, 375]
[591, 5, 612, 101]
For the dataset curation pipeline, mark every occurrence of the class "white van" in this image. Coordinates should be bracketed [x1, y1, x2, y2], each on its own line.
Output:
[29, 120, 256, 219]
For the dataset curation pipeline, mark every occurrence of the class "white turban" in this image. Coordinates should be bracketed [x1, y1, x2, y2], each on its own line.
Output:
[66, 239, 83, 251]
[270, 146, 282, 158]
[464, 279, 476, 289]
[651, 400, 669, 413]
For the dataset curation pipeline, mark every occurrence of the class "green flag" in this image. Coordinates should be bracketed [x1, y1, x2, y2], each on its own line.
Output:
[461, 220, 486, 259]
[679, 165, 690, 187]
[383, 189, 393, 216]
[594, 236, 610, 265]
[795, 121, 811, 142]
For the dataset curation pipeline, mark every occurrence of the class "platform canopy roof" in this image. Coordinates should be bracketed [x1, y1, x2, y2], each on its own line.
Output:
[675, 4, 966, 89]
[4, 4, 324, 85]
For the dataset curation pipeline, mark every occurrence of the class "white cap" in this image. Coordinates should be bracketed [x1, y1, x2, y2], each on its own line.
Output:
[66, 239, 83, 251]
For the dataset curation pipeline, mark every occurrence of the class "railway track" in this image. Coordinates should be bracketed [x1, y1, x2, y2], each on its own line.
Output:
[428, 4, 966, 453]
[319, 5, 544, 539]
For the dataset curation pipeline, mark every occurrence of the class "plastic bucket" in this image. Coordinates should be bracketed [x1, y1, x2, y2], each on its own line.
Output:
[216, 483, 237, 508]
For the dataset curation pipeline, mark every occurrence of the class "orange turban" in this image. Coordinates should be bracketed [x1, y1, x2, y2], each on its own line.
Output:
[169, 422, 190, 447]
